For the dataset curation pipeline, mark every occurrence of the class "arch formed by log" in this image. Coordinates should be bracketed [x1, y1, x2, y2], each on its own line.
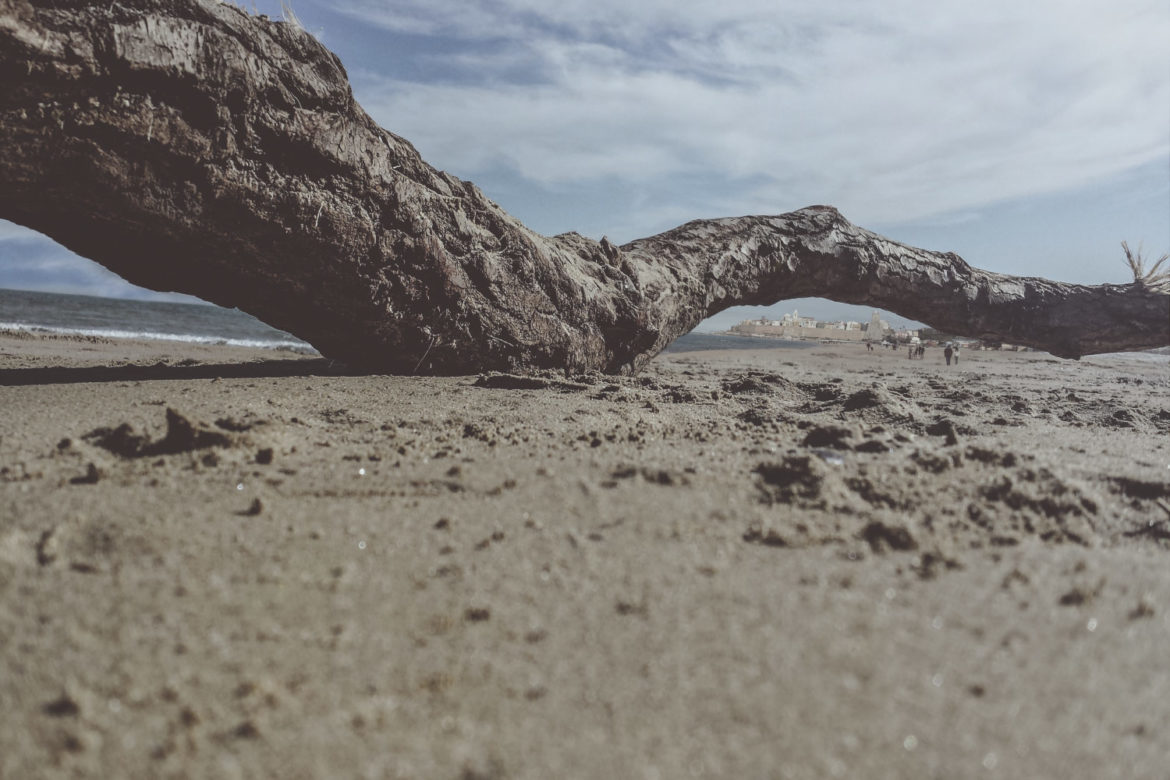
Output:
[1, 0, 1166, 373]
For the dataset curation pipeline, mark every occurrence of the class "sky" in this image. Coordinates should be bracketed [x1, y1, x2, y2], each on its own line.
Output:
[2, 0, 1167, 331]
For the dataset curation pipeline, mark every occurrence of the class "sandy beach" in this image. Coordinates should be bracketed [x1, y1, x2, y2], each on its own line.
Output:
[2, 331, 1168, 779]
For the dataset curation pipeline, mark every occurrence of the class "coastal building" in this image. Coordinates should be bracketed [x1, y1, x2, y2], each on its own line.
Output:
[730, 309, 900, 343]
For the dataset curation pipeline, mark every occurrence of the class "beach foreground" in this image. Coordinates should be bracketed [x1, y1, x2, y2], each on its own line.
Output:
[2, 332, 1168, 779]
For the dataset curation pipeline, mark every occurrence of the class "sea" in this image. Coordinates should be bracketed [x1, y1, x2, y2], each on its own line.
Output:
[0, 287, 814, 356]
[4, 288, 1160, 363]
[0, 287, 315, 353]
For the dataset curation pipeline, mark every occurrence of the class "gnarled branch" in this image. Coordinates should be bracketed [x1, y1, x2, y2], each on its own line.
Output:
[1, 0, 1166, 373]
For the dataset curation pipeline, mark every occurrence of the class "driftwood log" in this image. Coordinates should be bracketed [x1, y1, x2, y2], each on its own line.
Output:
[1, 0, 1167, 373]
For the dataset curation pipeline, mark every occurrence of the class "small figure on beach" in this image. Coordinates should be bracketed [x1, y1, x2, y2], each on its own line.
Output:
[953, 344, 960, 364]
[944, 344, 954, 365]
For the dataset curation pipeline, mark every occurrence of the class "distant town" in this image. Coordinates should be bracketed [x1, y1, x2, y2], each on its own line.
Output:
[730, 309, 912, 342]
[727, 309, 1027, 350]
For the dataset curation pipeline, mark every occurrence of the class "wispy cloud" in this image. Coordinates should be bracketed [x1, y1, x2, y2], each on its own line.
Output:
[338, 0, 1169, 233]
[2, 1, 1165, 301]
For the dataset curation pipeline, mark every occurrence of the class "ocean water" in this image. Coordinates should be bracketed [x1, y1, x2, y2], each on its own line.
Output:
[3, 289, 1163, 364]
[0, 288, 821, 356]
[0, 288, 315, 352]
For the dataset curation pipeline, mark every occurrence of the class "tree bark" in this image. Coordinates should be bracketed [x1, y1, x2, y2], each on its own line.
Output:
[2, 0, 1166, 373]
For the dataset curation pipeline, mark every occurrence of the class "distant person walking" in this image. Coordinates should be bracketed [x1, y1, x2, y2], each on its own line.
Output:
[953, 344, 960, 364]
[944, 344, 954, 366]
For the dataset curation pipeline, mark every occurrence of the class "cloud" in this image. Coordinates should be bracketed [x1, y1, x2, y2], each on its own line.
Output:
[3, 1, 1165, 304]
[338, 0, 1169, 231]
[0, 224, 204, 302]
[0, 219, 48, 243]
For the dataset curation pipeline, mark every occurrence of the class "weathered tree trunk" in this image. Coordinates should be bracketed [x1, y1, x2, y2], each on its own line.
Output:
[1, 0, 1166, 373]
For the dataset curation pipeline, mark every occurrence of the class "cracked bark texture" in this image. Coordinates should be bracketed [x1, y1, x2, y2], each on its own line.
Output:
[2, 0, 1167, 373]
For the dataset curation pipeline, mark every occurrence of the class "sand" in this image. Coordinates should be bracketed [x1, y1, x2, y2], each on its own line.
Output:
[1, 331, 1168, 779]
